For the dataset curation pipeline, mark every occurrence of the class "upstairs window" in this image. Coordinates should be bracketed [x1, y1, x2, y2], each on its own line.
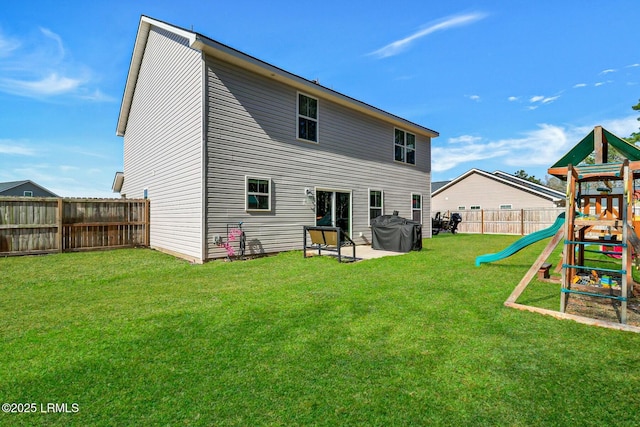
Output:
[23, 191, 33, 197]
[394, 129, 416, 165]
[298, 93, 318, 142]
[246, 177, 271, 211]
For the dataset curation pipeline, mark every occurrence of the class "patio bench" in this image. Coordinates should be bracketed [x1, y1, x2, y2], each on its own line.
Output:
[303, 226, 356, 262]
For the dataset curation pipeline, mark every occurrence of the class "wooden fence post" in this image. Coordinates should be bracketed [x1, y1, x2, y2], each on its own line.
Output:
[57, 198, 63, 253]
[521, 209, 525, 236]
[145, 199, 150, 247]
[481, 209, 484, 234]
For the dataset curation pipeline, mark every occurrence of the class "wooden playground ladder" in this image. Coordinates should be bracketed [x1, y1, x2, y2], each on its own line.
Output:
[560, 162, 634, 324]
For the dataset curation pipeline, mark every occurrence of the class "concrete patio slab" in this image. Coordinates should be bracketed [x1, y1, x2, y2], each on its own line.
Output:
[305, 245, 407, 261]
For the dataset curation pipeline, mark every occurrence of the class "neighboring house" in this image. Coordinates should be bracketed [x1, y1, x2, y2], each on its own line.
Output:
[431, 169, 564, 213]
[0, 180, 58, 197]
[113, 16, 439, 263]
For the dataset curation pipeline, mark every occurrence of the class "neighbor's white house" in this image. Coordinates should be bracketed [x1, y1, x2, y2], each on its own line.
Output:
[113, 16, 439, 262]
[432, 169, 564, 214]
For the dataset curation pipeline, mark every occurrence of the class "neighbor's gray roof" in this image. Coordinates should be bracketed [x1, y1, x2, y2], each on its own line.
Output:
[0, 180, 59, 197]
[431, 181, 451, 192]
[0, 180, 29, 192]
[491, 171, 564, 200]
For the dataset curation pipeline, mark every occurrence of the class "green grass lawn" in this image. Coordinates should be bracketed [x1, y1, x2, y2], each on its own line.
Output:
[1, 234, 639, 426]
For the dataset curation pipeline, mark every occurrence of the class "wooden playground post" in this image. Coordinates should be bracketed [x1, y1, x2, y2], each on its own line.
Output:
[561, 164, 578, 313]
[621, 161, 632, 323]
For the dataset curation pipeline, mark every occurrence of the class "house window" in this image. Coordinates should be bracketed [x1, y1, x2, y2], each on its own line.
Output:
[23, 191, 33, 197]
[298, 93, 318, 142]
[470, 205, 481, 210]
[143, 188, 148, 199]
[246, 177, 271, 211]
[394, 129, 416, 165]
[369, 190, 383, 224]
[500, 204, 513, 210]
[412, 193, 422, 223]
[458, 206, 466, 210]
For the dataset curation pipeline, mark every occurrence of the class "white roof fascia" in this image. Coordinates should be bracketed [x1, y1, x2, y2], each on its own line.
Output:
[116, 16, 197, 137]
[432, 168, 562, 201]
[492, 170, 564, 200]
[431, 168, 483, 196]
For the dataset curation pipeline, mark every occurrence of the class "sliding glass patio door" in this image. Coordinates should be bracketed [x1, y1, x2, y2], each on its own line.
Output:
[315, 190, 351, 237]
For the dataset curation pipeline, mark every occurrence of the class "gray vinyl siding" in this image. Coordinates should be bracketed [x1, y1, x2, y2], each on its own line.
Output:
[205, 56, 431, 258]
[121, 27, 203, 261]
[432, 173, 557, 212]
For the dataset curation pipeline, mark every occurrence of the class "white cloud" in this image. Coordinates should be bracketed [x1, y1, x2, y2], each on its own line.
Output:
[39, 27, 64, 57]
[0, 31, 20, 57]
[0, 73, 84, 97]
[0, 140, 36, 155]
[529, 94, 560, 105]
[573, 83, 587, 88]
[432, 116, 640, 174]
[597, 115, 640, 137]
[448, 135, 482, 144]
[626, 63, 640, 68]
[0, 27, 108, 101]
[467, 94, 481, 102]
[541, 95, 560, 104]
[508, 96, 519, 102]
[369, 12, 488, 58]
[432, 143, 506, 172]
[77, 88, 115, 102]
[600, 69, 617, 75]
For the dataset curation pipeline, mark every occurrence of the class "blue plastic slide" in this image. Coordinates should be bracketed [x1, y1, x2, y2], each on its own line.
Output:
[475, 213, 565, 266]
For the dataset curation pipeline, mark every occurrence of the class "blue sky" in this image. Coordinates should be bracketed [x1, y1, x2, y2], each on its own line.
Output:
[1, 1, 639, 196]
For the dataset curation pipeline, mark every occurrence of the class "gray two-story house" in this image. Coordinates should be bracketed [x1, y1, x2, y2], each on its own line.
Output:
[114, 16, 439, 262]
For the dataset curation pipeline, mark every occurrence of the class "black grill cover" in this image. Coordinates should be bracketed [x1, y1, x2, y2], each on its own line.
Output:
[371, 215, 422, 252]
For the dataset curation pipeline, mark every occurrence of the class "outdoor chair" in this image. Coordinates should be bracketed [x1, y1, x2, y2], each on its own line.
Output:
[303, 225, 356, 262]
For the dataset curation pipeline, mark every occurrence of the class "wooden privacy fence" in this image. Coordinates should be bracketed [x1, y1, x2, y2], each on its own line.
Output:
[456, 208, 565, 235]
[0, 197, 149, 256]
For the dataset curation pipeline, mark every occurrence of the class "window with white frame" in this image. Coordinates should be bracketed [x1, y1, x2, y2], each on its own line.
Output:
[412, 193, 422, 223]
[246, 177, 271, 211]
[394, 129, 416, 165]
[458, 206, 466, 210]
[369, 190, 383, 224]
[470, 205, 481, 210]
[297, 93, 318, 142]
[499, 204, 513, 210]
[23, 191, 33, 197]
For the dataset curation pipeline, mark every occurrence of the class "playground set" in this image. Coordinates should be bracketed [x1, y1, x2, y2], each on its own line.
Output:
[476, 126, 640, 332]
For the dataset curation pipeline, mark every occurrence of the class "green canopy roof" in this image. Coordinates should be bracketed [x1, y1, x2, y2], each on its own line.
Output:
[551, 130, 595, 168]
[603, 128, 640, 161]
[551, 126, 640, 168]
